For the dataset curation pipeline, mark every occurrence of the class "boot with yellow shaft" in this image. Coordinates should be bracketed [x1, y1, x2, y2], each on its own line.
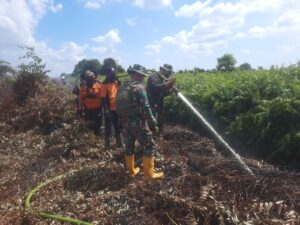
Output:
[125, 155, 140, 176]
[143, 156, 164, 179]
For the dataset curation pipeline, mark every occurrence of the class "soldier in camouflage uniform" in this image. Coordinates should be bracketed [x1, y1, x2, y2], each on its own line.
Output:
[116, 64, 163, 179]
[146, 64, 176, 134]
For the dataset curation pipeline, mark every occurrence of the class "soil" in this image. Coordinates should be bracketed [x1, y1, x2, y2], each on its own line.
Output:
[0, 124, 299, 225]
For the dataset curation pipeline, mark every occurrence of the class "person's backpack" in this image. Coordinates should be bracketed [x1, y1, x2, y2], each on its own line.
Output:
[116, 81, 141, 117]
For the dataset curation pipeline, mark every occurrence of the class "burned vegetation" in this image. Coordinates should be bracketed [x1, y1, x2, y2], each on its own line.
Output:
[0, 78, 299, 225]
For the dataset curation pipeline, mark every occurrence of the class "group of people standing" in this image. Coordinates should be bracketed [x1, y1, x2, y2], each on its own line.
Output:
[73, 63, 176, 179]
[74, 67, 122, 149]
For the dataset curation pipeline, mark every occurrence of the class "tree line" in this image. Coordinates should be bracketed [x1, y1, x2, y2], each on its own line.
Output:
[60, 58, 125, 79]
[1, 47, 296, 80]
[64, 53, 254, 78]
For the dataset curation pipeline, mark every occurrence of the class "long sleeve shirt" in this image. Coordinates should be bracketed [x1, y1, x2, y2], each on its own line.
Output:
[132, 81, 156, 127]
[146, 72, 170, 112]
[118, 80, 156, 128]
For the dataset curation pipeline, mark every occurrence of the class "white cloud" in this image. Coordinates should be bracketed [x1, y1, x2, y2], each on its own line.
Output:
[0, 0, 89, 77]
[92, 29, 121, 45]
[161, 36, 177, 45]
[242, 49, 251, 54]
[274, 11, 300, 29]
[91, 46, 108, 54]
[91, 29, 122, 56]
[133, 0, 171, 9]
[0, 0, 126, 76]
[82, 0, 171, 10]
[247, 10, 300, 38]
[28, 0, 63, 17]
[125, 17, 138, 26]
[83, 0, 126, 9]
[144, 18, 231, 55]
[146, 0, 300, 57]
[84, 1, 104, 9]
[0, 1, 35, 47]
[279, 43, 300, 53]
[145, 44, 161, 55]
[232, 32, 246, 40]
[0, 41, 88, 76]
[248, 26, 269, 38]
[0, 0, 63, 47]
[35, 41, 88, 75]
[175, 0, 212, 18]
[50, 3, 63, 12]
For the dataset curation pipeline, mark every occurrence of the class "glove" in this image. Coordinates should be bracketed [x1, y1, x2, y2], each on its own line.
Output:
[165, 77, 176, 88]
[154, 126, 160, 135]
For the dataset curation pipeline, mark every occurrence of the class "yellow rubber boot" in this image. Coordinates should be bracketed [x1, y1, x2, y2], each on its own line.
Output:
[143, 156, 164, 179]
[125, 155, 140, 176]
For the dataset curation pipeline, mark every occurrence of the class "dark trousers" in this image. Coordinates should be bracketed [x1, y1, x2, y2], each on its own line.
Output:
[104, 110, 121, 138]
[151, 108, 164, 133]
[157, 111, 164, 132]
[84, 108, 102, 135]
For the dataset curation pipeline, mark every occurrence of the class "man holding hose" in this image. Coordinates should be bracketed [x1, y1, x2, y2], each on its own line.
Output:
[146, 64, 176, 134]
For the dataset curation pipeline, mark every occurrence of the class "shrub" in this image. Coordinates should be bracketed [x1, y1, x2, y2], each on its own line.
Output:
[13, 46, 48, 104]
[165, 66, 300, 168]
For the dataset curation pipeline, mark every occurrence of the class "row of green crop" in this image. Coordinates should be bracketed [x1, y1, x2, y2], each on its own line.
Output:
[165, 67, 300, 169]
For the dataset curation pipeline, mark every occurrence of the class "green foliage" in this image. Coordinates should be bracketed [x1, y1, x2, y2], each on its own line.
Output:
[239, 63, 252, 71]
[194, 67, 206, 73]
[13, 46, 48, 104]
[101, 57, 117, 75]
[0, 60, 16, 77]
[117, 64, 125, 73]
[72, 59, 102, 77]
[216, 53, 237, 72]
[165, 66, 300, 168]
[18, 46, 49, 75]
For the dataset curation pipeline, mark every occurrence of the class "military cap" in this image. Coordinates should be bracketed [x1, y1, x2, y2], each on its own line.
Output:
[160, 64, 173, 73]
[129, 64, 148, 77]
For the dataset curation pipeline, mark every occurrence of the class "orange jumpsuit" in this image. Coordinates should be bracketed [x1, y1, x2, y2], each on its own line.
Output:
[101, 80, 121, 138]
[80, 81, 102, 135]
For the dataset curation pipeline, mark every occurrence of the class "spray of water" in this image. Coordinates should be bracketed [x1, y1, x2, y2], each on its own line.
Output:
[177, 92, 254, 175]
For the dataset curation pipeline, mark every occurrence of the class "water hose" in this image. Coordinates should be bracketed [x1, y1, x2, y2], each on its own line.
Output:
[154, 71, 254, 175]
[25, 157, 115, 225]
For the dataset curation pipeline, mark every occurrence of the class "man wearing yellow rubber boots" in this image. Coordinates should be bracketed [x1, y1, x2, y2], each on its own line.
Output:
[116, 64, 163, 179]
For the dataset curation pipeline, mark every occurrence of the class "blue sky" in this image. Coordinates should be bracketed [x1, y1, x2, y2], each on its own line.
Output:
[1, 0, 300, 76]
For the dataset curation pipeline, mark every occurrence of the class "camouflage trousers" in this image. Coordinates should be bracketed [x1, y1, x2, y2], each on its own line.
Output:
[121, 118, 156, 157]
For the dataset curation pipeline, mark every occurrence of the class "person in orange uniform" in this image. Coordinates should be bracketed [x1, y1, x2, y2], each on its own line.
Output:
[79, 70, 102, 135]
[101, 67, 122, 148]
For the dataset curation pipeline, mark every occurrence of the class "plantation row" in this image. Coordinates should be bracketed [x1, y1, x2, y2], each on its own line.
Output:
[165, 66, 300, 169]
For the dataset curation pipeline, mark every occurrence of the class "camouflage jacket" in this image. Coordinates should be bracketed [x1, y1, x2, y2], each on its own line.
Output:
[146, 72, 170, 112]
[117, 79, 156, 128]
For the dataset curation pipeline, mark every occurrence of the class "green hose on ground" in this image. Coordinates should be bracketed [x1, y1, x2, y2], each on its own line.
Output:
[25, 158, 115, 225]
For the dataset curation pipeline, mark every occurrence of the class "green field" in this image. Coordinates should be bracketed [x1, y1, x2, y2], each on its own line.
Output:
[165, 66, 300, 168]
